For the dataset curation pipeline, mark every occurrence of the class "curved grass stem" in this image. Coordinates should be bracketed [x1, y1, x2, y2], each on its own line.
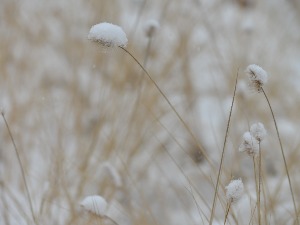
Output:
[1, 112, 38, 225]
[119, 46, 213, 168]
[262, 89, 299, 225]
[209, 70, 239, 225]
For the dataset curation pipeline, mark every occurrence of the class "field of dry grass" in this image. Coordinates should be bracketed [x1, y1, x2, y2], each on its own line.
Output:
[1, 0, 300, 224]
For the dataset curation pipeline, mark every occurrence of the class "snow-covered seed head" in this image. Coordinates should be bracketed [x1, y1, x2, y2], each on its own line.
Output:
[250, 122, 267, 142]
[88, 22, 128, 48]
[245, 64, 268, 92]
[80, 195, 108, 217]
[143, 19, 160, 38]
[226, 179, 244, 203]
[239, 131, 259, 157]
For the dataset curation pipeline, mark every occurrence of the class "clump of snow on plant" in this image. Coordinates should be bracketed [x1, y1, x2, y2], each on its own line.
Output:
[226, 179, 244, 203]
[250, 122, 267, 142]
[88, 22, 128, 47]
[239, 131, 259, 157]
[245, 64, 268, 92]
[80, 195, 107, 217]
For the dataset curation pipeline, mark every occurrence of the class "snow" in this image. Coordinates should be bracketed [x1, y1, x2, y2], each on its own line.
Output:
[80, 195, 107, 217]
[88, 22, 128, 48]
[1, 0, 300, 224]
[250, 122, 267, 142]
[225, 179, 244, 203]
[239, 131, 260, 157]
[245, 64, 269, 92]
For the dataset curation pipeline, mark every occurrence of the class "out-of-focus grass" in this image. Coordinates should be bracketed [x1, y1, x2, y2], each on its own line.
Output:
[1, 0, 300, 224]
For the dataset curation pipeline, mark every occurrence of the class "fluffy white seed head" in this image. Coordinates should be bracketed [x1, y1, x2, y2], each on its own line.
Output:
[250, 122, 267, 142]
[143, 19, 160, 38]
[80, 195, 108, 217]
[245, 64, 268, 92]
[239, 131, 259, 157]
[226, 179, 244, 203]
[88, 22, 128, 48]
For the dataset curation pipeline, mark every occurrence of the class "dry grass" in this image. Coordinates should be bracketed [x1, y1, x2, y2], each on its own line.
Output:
[1, 0, 300, 224]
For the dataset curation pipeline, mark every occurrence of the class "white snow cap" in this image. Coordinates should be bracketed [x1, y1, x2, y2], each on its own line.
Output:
[250, 122, 267, 142]
[245, 64, 268, 92]
[226, 179, 244, 203]
[80, 195, 108, 217]
[88, 22, 128, 48]
[239, 131, 259, 157]
[144, 19, 160, 37]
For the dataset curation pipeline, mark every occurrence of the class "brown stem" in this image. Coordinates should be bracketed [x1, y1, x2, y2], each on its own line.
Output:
[1, 112, 38, 225]
[119, 46, 214, 168]
[258, 143, 262, 225]
[224, 202, 232, 225]
[262, 89, 299, 225]
[209, 70, 239, 225]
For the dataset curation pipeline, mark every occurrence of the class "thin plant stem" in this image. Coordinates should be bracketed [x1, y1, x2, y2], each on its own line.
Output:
[253, 156, 259, 225]
[129, 0, 148, 38]
[143, 36, 152, 68]
[1, 112, 38, 225]
[258, 143, 262, 225]
[262, 89, 299, 225]
[120, 36, 153, 163]
[248, 203, 257, 225]
[133, 35, 153, 111]
[185, 184, 205, 224]
[119, 46, 213, 167]
[209, 70, 239, 225]
[224, 202, 232, 225]
[253, 156, 258, 193]
[118, 157, 160, 225]
[261, 166, 268, 224]
[162, 143, 212, 215]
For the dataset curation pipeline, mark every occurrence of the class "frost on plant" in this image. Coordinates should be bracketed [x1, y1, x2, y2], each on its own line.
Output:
[245, 64, 268, 92]
[250, 122, 267, 142]
[143, 19, 160, 38]
[80, 195, 108, 217]
[239, 131, 259, 157]
[226, 179, 244, 203]
[88, 22, 128, 48]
